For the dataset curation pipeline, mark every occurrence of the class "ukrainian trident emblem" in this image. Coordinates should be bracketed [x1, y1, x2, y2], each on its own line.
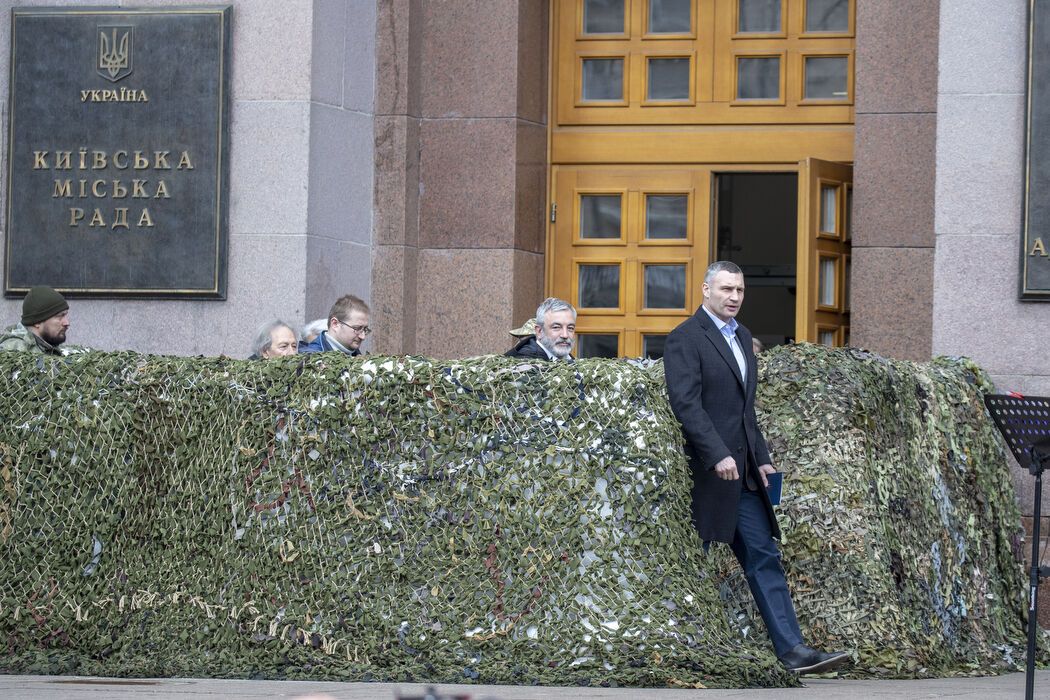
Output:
[97, 26, 133, 82]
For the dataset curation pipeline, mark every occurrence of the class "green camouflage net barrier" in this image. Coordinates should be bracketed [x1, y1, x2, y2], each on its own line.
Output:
[721, 344, 1049, 677]
[0, 346, 1043, 687]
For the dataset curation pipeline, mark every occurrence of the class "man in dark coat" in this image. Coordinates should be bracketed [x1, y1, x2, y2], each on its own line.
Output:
[0, 286, 70, 355]
[506, 298, 575, 361]
[663, 261, 849, 674]
[299, 294, 370, 356]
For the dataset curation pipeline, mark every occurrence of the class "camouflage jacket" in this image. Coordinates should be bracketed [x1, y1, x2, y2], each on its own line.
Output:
[0, 323, 62, 355]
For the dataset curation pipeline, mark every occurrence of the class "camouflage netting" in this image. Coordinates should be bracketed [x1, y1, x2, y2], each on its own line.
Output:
[0, 346, 1044, 687]
[721, 344, 1049, 677]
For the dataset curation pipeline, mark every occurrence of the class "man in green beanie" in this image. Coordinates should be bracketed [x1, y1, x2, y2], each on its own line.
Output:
[0, 286, 71, 355]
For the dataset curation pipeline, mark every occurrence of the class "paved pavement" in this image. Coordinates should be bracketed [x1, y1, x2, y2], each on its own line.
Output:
[2, 672, 1049, 699]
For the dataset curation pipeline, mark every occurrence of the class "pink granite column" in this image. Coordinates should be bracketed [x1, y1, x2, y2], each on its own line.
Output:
[372, 0, 547, 358]
[373, 0, 423, 355]
[850, 1, 939, 360]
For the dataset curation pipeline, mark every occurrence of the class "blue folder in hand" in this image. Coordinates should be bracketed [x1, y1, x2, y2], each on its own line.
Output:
[766, 471, 783, 506]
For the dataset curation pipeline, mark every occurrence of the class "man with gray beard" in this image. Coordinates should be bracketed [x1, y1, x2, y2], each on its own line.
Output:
[505, 298, 576, 361]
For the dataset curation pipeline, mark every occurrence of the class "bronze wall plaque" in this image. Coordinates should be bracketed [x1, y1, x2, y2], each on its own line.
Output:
[4, 6, 231, 298]
[1023, 0, 1050, 299]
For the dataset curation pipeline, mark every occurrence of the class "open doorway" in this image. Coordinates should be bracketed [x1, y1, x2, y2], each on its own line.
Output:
[715, 173, 798, 349]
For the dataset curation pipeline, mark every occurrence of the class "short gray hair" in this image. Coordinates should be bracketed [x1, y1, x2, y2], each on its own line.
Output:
[251, 320, 295, 357]
[535, 297, 576, 327]
[704, 260, 743, 284]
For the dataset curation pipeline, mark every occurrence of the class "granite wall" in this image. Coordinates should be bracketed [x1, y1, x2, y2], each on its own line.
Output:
[932, 0, 1050, 593]
[932, 0, 1048, 397]
[848, 0, 1048, 621]
[850, 0, 939, 360]
[371, 0, 547, 358]
[0, 0, 376, 358]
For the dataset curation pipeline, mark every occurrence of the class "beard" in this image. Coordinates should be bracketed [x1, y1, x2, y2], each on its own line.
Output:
[538, 334, 573, 359]
[39, 328, 66, 347]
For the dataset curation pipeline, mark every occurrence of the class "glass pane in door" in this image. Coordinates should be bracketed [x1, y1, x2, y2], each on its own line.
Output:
[577, 334, 619, 358]
[643, 334, 666, 359]
[737, 57, 780, 99]
[582, 58, 624, 101]
[845, 186, 852, 240]
[580, 195, 622, 239]
[738, 0, 781, 33]
[844, 256, 851, 311]
[820, 184, 838, 235]
[648, 57, 691, 100]
[804, 56, 848, 99]
[646, 195, 688, 239]
[644, 264, 686, 308]
[805, 0, 848, 32]
[818, 256, 837, 307]
[649, 0, 691, 34]
[583, 0, 625, 34]
[578, 264, 621, 308]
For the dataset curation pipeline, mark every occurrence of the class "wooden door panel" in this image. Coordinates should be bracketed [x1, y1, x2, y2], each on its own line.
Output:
[796, 158, 852, 344]
[551, 166, 710, 357]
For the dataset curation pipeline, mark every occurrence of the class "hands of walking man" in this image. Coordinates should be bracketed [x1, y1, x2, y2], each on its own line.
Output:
[714, 455, 739, 480]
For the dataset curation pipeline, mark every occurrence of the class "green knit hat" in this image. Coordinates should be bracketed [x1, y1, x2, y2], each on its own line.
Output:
[21, 286, 68, 326]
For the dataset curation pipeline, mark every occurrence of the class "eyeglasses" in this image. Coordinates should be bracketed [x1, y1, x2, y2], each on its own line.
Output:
[339, 319, 372, 336]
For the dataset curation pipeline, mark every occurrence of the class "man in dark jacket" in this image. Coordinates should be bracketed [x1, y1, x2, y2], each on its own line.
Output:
[506, 298, 575, 360]
[299, 294, 370, 356]
[664, 261, 849, 675]
[0, 286, 70, 355]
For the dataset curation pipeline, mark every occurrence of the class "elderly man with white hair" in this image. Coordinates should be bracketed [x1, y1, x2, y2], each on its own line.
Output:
[249, 320, 298, 359]
[505, 297, 575, 361]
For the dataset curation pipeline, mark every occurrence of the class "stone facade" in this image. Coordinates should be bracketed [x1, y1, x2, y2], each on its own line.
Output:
[0, 0, 376, 358]
[851, 0, 939, 360]
[0, 1, 1045, 370]
[0, 0, 1046, 628]
[933, 0, 1046, 396]
[931, 1, 1050, 619]
[371, 0, 546, 358]
[852, 0, 1049, 623]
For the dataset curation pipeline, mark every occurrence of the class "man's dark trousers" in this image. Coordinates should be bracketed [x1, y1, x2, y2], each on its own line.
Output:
[730, 484, 802, 656]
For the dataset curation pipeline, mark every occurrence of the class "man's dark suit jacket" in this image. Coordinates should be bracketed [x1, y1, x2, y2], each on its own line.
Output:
[663, 305, 778, 544]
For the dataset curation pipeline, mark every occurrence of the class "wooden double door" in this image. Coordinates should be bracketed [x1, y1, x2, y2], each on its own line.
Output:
[548, 158, 851, 358]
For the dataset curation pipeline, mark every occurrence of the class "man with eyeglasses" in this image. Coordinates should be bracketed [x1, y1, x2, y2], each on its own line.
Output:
[299, 294, 371, 356]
